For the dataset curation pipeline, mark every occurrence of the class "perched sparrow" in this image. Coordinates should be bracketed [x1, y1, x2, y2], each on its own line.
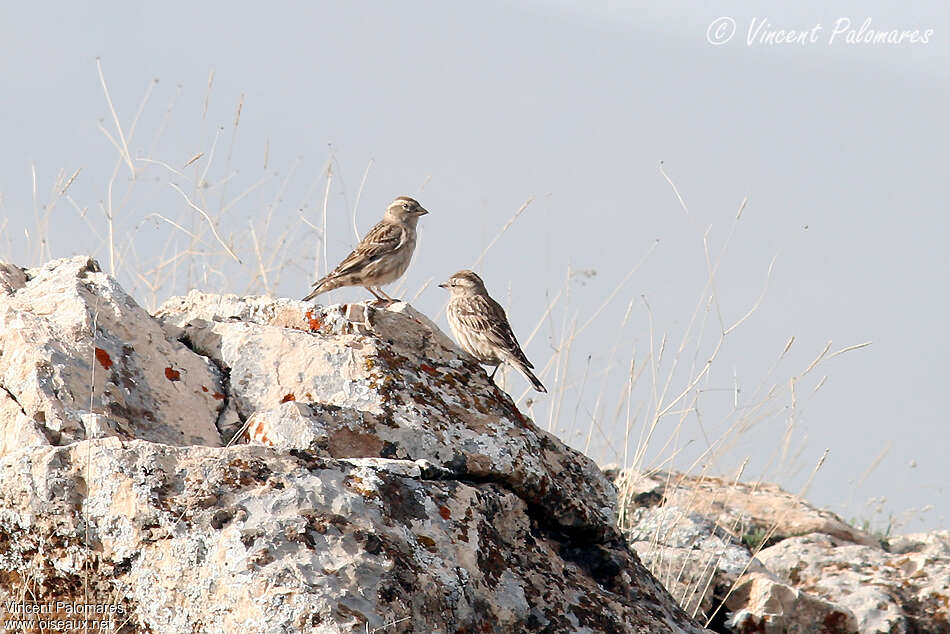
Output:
[303, 196, 428, 302]
[440, 270, 546, 393]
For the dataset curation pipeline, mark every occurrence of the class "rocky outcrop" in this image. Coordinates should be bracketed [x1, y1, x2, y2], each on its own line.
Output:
[155, 293, 616, 537]
[0, 257, 707, 633]
[614, 469, 950, 634]
[753, 532, 950, 634]
[0, 257, 223, 455]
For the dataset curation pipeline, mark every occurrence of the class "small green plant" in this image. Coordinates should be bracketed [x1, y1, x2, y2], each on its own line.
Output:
[741, 526, 770, 551]
[849, 515, 895, 551]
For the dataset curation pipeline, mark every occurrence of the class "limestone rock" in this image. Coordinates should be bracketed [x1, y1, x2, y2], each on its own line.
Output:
[888, 529, 950, 556]
[0, 262, 27, 295]
[616, 469, 878, 548]
[756, 533, 950, 634]
[627, 505, 769, 622]
[0, 261, 708, 634]
[614, 467, 950, 633]
[0, 437, 705, 632]
[725, 572, 858, 634]
[156, 292, 615, 537]
[0, 257, 223, 454]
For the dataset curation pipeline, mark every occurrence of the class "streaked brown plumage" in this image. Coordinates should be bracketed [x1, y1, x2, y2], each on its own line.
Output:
[440, 270, 546, 393]
[303, 196, 428, 302]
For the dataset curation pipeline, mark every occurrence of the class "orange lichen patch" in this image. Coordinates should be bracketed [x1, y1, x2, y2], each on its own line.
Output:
[305, 309, 323, 331]
[345, 475, 379, 499]
[245, 418, 271, 445]
[439, 506, 451, 520]
[419, 363, 439, 376]
[164, 366, 181, 382]
[94, 347, 113, 370]
[201, 385, 209, 392]
[213, 392, 226, 400]
[280, 393, 296, 403]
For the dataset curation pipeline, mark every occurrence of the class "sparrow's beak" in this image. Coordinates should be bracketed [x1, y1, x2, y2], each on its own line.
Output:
[416, 207, 429, 215]
[437, 283, 448, 288]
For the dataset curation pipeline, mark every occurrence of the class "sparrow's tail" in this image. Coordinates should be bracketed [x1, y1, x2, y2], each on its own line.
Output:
[513, 360, 547, 393]
[302, 275, 336, 302]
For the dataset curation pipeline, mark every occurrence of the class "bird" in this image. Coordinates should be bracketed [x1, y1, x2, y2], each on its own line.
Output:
[440, 270, 546, 393]
[303, 196, 428, 303]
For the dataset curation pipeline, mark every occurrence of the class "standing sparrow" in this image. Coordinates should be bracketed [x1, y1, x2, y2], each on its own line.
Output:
[440, 270, 547, 393]
[303, 196, 429, 302]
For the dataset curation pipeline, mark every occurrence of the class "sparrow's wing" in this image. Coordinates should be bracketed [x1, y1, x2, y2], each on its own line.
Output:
[332, 221, 404, 277]
[454, 294, 534, 369]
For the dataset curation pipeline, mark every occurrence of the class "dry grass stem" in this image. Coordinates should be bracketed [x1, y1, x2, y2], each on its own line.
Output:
[96, 58, 136, 177]
[169, 183, 241, 263]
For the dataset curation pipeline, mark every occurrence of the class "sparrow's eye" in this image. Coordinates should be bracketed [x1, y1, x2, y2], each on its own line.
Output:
[403, 203, 410, 210]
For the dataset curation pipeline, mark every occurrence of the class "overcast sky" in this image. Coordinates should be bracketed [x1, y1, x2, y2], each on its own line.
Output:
[1, 1, 947, 532]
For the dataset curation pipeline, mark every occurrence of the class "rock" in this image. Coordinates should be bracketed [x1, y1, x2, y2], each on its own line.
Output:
[0, 439, 705, 632]
[156, 292, 616, 537]
[888, 529, 950, 556]
[0, 256, 223, 454]
[724, 572, 858, 634]
[0, 262, 27, 295]
[614, 468, 950, 634]
[0, 260, 708, 634]
[756, 533, 950, 634]
[626, 505, 769, 622]
[0, 386, 49, 454]
[616, 469, 879, 549]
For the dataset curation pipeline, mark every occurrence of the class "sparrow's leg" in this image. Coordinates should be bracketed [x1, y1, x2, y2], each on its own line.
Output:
[364, 286, 385, 301]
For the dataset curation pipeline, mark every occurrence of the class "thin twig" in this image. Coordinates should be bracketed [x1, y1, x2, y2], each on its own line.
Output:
[470, 197, 534, 271]
[353, 159, 374, 241]
[96, 58, 136, 177]
[169, 183, 242, 263]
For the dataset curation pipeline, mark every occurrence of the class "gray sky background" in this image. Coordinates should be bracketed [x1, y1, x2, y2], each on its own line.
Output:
[2, 1, 947, 531]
